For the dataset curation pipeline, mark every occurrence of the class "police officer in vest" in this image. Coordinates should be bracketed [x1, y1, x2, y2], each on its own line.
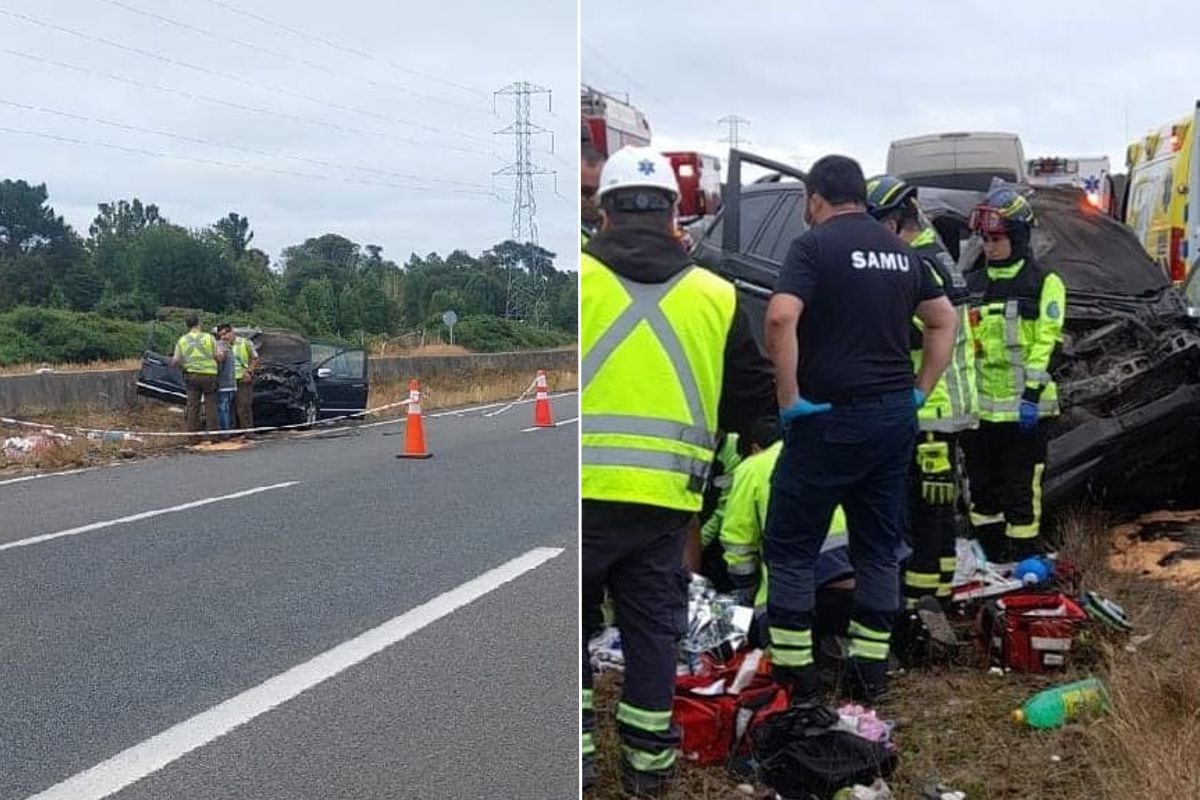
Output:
[866, 175, 977, 646]
[581, 146, 774, 794]
[763, 156, 957, 704]
[170, 314, 225, 440]
[964, 186, 1065, 562]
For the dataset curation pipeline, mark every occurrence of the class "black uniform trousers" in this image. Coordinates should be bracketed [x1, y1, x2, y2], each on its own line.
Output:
[905, 431, 962, 607]
[962, 420, 1048, 553]
[582, 500, 689, 781]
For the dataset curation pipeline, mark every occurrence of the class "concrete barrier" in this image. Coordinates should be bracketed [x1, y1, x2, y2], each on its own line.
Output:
[0, 349, 577, 417]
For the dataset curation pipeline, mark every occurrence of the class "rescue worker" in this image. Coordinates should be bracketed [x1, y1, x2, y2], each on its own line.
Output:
[963, 186, 1065, 562]
[697, 430, 744, 592]
[170, 314, 224, 440]
[763, 155, 956, 704]
[230, 328, 259, 433]
[581, 142, 605, 244]
[866, 175, 977, 621]
[581, 145, 774, 794]
[718, 420, 853, 655]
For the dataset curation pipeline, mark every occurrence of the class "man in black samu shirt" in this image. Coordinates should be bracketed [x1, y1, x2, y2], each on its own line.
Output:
[762, 155, 956, 702]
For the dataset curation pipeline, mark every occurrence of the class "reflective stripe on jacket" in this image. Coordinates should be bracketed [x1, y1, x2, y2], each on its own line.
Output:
[581, 252, 735, 512]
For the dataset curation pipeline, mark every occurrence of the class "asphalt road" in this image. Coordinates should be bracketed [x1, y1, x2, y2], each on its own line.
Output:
[0, 394, 579, 799]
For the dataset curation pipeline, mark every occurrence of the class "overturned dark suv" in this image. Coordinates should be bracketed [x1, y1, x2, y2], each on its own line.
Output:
[136, 328, 369, 429]
[690, 149, 1200, 510]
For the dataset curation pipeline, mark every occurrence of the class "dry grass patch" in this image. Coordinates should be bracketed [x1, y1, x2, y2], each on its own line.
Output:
[1, 369, 578, 477]
[587, 509, 1200, 799]
[0, 358, 142, 376]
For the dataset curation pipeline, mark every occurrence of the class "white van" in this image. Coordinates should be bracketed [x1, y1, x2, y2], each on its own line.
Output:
[887, 132, 1027, 191]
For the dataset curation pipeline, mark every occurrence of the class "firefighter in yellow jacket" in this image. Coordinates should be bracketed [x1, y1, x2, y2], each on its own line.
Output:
[964, 186, 1066, 561]
[581, 146, 774, 794]
[866, 175, 977, 613]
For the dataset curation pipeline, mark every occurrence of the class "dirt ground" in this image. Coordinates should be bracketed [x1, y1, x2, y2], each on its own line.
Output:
[587, 509, 1200, 799]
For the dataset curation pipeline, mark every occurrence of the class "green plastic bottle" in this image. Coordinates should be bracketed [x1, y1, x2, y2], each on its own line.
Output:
[1012, 677, 1109, 729]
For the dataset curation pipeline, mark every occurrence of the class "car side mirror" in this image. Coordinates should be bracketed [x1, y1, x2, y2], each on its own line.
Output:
[316, 367, 333, 378]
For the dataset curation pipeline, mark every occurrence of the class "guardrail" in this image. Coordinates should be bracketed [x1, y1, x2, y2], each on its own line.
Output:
[0, 348, 577, 416]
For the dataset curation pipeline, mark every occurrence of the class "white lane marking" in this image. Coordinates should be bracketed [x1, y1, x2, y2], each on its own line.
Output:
[0, 467, 95, 487]
[25, 546, 565, 800]
[521, 416, 579, 433]
[0, 482, 300, 553]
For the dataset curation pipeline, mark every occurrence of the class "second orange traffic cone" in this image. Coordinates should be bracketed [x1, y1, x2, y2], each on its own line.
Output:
[396, 378, 433, 459]
[533, 370, 554, 428]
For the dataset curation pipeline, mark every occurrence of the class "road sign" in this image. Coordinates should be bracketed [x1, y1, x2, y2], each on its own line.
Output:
[442, 310, 458, 345]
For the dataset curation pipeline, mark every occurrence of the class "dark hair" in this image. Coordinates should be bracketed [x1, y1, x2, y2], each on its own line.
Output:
[582, 143, 605, 166]
[882, 199, 921, 232]
[185, 314, 200, 328]
[217, 323, 232, 334]
[807, 155, 867, 206]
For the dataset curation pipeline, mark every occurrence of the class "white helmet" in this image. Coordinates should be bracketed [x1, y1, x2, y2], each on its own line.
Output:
[595, 146, 679, 207]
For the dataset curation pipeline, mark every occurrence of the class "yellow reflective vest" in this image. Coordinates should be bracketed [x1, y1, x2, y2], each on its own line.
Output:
[719, 441, 848, 606]
[968, 258, 1066, 422]
[175, 330, 218, 375]
[581, 251, 736, 512]
[231, 337, 254, 381]
[910, 228, 978, 432]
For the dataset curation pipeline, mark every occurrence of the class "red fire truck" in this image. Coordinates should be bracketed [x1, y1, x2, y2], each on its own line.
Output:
[664, 151, 722, 219]
[581, 85, 651, 157]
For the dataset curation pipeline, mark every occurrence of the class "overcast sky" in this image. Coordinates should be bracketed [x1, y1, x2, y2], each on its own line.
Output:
[583, 0, 1200, 182]
[1, 0, 576, 268]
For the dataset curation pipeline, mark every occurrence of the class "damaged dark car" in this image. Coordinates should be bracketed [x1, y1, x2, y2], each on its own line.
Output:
[690, 149, 1200, 510]
[136, 328, 369, 429]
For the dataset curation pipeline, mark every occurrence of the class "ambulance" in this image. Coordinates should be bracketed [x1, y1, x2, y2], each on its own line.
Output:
[1026, 156, 1115, 216]
[1125, 101, 1200, 282]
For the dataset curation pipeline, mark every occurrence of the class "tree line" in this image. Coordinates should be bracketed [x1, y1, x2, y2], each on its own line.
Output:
[0, 178, 576, 362]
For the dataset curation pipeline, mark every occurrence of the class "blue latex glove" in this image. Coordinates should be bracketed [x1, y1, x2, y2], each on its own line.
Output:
[780, 395, 832, 422]
[1018, 399, 1038, 433]
[913, 387, 927, 409]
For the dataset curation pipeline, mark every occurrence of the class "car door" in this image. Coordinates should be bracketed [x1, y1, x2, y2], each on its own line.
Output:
[135, 349, 186, 405]
[311, 343, 369, 420]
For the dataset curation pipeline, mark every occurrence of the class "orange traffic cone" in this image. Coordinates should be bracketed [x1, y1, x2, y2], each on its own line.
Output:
[396, 378, 433, 459]
[533, 370, 554, 428]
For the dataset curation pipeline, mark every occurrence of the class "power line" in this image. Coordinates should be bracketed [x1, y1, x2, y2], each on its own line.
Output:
[494, 82, 556, 246]
[494, 81, 555, 325]
[0, 7, 490, 145]
[0, 97, 493, 191]
[0, 124, 505, 199]
[1, 49, 494, 158]
[87, 0, 492, 119]
[193, 0, 489, 99]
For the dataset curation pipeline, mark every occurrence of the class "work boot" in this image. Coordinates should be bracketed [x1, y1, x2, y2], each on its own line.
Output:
[915, 595, 959, 649]
[781, 665, 824, 706]
[620, 766, 673, 798]
[1006, 536, 1056, 563]
[842, 658, 890, 705]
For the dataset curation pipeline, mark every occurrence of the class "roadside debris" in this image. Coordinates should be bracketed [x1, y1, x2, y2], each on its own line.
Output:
[1110, 511, 1200, 587]
[833, 778, 894, 799]
[2, 432, 70, 460]
[1012, 677, 1109, 729]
